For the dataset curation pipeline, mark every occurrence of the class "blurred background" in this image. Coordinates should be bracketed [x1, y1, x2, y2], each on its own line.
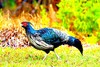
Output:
[0, 0, 100, 47]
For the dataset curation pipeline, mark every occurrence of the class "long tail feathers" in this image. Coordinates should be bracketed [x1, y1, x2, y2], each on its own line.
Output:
[66, 36, 83, 55]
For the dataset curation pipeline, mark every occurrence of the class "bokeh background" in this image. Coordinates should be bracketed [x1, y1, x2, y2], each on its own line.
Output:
[0, 0, 100, 47]
[0, 0, 100, 66]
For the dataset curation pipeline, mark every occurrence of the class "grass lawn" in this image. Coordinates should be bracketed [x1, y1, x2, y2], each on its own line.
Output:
[0, 45, 100, 67]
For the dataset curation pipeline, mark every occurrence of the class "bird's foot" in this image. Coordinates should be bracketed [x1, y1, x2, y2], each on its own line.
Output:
[57, 55, 61, 60]
[43, 54, 48, 60]
[54, 51, 61, 60]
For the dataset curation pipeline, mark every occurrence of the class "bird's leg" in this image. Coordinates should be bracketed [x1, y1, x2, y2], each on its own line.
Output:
[54, 51, 61, 60]
[43, 53, 48, 60]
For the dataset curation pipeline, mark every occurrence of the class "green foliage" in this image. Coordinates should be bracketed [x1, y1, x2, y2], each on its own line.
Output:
[97, 32, 100, 41]
[0, 46, 100, 67]
[57, 0, 100, 34]
[3, 0, 16, 9]
[40, 5, 50, 27]
[57, 0, 71, 28]
[85, 35, 98, 44]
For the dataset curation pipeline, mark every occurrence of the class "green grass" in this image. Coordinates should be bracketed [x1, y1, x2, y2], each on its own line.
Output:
[0, 45, 100, 67]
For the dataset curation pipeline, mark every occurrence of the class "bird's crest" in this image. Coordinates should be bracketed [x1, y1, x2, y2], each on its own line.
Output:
[21, 21, 34, 27]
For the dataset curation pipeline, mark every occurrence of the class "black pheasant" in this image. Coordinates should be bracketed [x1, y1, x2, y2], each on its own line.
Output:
[21, 22, 83, 60]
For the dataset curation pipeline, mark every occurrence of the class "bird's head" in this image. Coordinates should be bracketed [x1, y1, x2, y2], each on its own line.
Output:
[21, 21, 35, 34]
[21, 21, 33, 28]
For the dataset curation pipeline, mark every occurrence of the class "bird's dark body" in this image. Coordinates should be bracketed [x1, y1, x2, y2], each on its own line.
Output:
[28, 28, 68, 53]
[38, 28, 62, 53]
[22, 22, 83, 56]
[37, 28, 63, 47]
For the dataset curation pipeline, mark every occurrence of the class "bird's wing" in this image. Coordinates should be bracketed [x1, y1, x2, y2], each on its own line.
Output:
[53, 29, 69, 42]
[27, 33, 54, 50]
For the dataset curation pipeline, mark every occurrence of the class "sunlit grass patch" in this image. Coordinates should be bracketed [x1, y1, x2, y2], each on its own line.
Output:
[0, 46, 100, 67]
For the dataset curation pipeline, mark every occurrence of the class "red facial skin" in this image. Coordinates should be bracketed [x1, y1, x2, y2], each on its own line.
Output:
[21, 22, 28, 27]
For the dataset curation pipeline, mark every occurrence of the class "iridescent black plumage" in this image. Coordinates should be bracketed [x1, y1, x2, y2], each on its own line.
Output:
[22, 22, 83, 60]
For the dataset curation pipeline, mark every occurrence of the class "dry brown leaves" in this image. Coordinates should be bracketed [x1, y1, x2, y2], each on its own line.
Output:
[0, 29, 29, 48]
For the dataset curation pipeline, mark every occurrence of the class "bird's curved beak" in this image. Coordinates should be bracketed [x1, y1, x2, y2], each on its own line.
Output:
[21, 24, 23, 27]
[21, 24, 24, 28]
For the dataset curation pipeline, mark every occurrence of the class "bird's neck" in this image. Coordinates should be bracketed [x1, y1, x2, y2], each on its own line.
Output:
[25, 25, 36, 34]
